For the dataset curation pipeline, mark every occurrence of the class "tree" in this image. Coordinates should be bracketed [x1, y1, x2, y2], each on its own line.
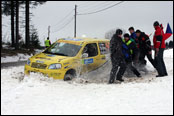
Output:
[25, 1, 29, 48]
[15, 0, 19, 50]
[30, 25, 41, 49]
[105, 28, 126, 40]
[2, 1, 46, 49]
[25, 1, 46, 48]
[0, 1, 2, 49]
[2, 1, 18, 48]
[105, 29, 115, 40]
[11, 1, 15, 47]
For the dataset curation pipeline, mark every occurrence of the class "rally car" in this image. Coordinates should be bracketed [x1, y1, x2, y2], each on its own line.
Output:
[24, 37, 110, 80]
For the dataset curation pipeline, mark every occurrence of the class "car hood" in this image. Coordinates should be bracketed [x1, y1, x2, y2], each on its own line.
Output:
[30, 53, 72, 64]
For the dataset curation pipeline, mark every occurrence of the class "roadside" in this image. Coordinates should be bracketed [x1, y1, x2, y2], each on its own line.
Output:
[1, 45, 44, 63]
[1, 61, 27, 69]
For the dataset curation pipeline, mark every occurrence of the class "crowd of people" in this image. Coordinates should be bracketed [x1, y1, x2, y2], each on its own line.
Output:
[109, 21, 170, 84]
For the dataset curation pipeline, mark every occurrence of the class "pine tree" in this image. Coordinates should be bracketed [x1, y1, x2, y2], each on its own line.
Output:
[30, 25, 41, 49]
[2, 1, 46, 49]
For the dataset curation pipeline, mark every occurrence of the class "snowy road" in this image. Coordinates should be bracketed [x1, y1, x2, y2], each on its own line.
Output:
[1, 61, 27, 69]
[1, 49, 173, 115]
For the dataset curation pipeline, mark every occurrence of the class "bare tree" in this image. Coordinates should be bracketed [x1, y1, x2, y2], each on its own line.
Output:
[105, 29, 115, 40]
[105, 28, 126, 40]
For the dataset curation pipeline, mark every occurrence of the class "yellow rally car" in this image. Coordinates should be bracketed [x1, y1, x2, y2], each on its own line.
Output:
[25, 37, 110, 80]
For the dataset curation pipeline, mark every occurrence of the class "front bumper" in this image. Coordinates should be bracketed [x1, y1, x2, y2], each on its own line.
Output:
[24, 64, 66, 79]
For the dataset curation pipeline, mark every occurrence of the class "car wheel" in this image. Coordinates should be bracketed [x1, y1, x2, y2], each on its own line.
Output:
[64, 74, 74, 81]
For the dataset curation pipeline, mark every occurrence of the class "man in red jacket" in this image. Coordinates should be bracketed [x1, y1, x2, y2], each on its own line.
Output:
[153, 21, 168, 77]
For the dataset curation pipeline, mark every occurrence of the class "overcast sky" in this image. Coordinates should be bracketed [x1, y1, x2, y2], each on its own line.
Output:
[2, 1, 173, 45]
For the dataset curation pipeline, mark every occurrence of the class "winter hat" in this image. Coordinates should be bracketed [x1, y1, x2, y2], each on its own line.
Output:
[124, 33, 130, 38]
[135, 30, 141, 33]
[116, 29, 123, 35]
[128, 27, 134, 31]
[153, 21, 160, 26]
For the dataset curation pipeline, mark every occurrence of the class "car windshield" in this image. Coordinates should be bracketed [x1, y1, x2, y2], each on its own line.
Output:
[43, 42, 82, 57]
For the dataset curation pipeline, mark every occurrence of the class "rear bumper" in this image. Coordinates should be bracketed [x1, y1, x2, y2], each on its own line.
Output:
[24, 65, 66, 79]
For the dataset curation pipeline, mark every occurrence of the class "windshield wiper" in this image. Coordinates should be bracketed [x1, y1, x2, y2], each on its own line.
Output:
[53, 53, 68, 56]
[43, 51, 51, 54]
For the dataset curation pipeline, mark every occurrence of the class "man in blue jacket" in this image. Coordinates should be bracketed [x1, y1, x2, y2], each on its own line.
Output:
[129, 27, 137, 41]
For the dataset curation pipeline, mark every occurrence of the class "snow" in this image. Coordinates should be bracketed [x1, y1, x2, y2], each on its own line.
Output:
[1, 49, 173, 115]
[1, 49, 43, 63]
[1, 53, 32, 63]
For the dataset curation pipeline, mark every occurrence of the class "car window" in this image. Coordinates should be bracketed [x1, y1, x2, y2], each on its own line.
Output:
[99, 42, 110, 55]
[43, 42, 81, 57]
[83, 43, 98, 57]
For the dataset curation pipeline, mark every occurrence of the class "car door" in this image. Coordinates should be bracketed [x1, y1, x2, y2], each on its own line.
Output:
[81, 43, 100, 73]
[98, 42, 110, 67]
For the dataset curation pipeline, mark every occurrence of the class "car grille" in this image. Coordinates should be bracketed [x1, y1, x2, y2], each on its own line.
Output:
[31, 62, 47, 69]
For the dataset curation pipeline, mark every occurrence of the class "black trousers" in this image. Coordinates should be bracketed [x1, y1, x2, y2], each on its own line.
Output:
[109, 59, 126, 83]
[139, 50, 156, 68]
[126, 62, 141, 77]
[109, 60, 141, 83]
[155, 48, 167, 76]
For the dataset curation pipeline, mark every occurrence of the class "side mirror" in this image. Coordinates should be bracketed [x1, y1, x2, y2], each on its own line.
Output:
[82, 53, 88, 58]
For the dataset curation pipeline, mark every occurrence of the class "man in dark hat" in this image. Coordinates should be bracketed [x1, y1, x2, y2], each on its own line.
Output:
[109, 29, 126, 83]
[128, 27, 137, 41]
[153, 21, 168, 77]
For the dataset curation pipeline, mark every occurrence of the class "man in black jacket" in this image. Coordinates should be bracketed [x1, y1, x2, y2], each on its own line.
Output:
[109, 29, 126, 83]
[136, 30, 156, 69]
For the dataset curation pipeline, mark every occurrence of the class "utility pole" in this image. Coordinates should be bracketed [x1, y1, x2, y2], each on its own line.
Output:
[74, 5, 77, 38]
[48, 26, 50, 38]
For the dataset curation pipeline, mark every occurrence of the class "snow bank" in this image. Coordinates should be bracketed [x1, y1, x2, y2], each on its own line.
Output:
[1, 49, 44, 63]
[1, 49, 173, 115]
[164, 49, 173, 58]
[1, 54, 32, 63]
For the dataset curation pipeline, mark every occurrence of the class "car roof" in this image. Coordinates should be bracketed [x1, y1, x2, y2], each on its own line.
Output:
[57, 37, 109, 43]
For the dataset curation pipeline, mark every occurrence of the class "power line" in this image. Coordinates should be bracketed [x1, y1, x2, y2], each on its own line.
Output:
[51, 9, 74, 28]
[51, 16, 74, 33]
[78, 1, 117, 14]
[77, 1, 124, 15]
[51, 16, 74, 31]
[77, 1, 100, 8]
[78, 1, 114, 12]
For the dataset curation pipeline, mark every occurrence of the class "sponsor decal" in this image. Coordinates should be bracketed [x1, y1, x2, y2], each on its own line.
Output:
[63, 62, 70, 65]
[36, 60, 44, 64]
[82, 58, 94, 65]
[36, 57, 51, 60]
[46, 54, 56, 57]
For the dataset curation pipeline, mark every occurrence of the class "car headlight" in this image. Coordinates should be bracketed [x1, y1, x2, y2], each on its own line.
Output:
[48, 64, 62, 69]
[27, 59, 31, 65]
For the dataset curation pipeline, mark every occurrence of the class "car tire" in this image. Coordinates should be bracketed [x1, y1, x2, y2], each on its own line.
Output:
[64, 74, 74, 81]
